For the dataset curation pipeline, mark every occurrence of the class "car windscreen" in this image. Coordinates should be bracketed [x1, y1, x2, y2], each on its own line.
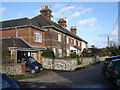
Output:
[106, 57, 120, 62]
[28, 58, 36, 63]
[2, 76, 15, 88]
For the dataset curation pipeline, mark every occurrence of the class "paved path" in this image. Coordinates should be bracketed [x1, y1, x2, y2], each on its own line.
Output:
[18, 63, 119, 88]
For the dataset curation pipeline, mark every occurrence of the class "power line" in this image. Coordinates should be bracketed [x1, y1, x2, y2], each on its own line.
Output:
[107, 13, 120, 47]
[109, 13, 120, 36]
[58, 0, 72, 19]
[112, 17, 118, 32]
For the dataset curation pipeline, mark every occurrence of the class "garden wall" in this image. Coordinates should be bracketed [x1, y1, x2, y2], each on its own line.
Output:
[41, 58, 78, 71]
[1, 62, 25, 75]
[41, 56, 107, 71]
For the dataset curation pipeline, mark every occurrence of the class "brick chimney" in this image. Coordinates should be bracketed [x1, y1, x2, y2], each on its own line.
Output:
[40, 5, 52, 20]
[70, 26, 77, 34]
[58, 18, 67, 28]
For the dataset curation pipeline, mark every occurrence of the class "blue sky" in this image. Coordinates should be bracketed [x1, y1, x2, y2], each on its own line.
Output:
[1, 2, 119, 48]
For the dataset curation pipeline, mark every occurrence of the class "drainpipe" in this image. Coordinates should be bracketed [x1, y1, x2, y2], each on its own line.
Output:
[15, 27, 18, 37]
[49, 28, 53, 50]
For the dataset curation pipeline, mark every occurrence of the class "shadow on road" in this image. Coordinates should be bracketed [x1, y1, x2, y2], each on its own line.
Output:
[18, 63, 120, 89]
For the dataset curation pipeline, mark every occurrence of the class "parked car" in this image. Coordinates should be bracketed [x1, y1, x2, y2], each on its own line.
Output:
[2, 73, 20, 89]
[18, 56, 43, 74]
[102, 55, 120, 75]
[105, 59, 120, 86]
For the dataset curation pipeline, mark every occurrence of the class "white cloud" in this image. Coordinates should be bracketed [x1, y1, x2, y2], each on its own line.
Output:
[52, 5, 76, 21]
[98, 29, 118, 38]
[72, 11, 81, 17]
[71, 8, 93, 17]
[110, 29, 118, 37]
[66, 11, 81, 22]
[81, 8, 93, 14]
[88, 40, 108, 48]
[0, 7, 6, 14]
[78, 17, 96, 27]
[88, 42, 95, 47]
[61, 6, 76, 12]
[67, 8, 93, 23]
[101, 39, 108, 44]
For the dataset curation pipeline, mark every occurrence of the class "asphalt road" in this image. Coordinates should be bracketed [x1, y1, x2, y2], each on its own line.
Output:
[18, 63, 120, 89]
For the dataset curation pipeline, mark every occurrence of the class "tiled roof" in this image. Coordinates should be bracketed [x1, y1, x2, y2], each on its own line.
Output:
[1, 38, 31, 48]
[1, 38, 46, 51]
[31, 15, 51, 27]
[1, 15, 87, 43]
[32, 15, 87, 43]
[1, 18, 31, 28]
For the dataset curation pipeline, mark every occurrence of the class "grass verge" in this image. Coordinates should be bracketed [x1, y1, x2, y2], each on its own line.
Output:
[8, 75, 36, 81]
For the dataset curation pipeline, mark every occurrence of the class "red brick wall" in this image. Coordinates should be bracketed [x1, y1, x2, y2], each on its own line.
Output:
[31, 27, 45, 47]
[0, 26, 86, 57]
[1, 27, 29, 38]
[43, 27, 85, 56]
[0, 27, 45, 47]
[1, 29, 16, 37]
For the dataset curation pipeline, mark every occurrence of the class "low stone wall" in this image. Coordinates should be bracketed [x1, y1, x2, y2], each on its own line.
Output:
[41, 58, 77, 71]
[1, 62, 25, 75]
[41, 56, 107, 71]
[80, 57, 96, 65]
[98, 56, 108, 61]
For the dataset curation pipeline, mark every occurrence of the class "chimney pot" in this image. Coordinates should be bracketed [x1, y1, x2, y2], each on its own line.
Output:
[40, 5, 52, 19]
[70, 26, 77, 34]
[58, 18, 67, 28]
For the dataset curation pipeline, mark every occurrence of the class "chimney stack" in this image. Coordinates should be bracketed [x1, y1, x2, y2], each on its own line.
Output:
[58, 18, 67, 28]
[40, 5, 52, 20]
[70, 26, 77, 34]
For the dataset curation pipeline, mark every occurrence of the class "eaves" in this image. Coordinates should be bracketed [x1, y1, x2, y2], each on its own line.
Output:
[0, 25, 45, 31]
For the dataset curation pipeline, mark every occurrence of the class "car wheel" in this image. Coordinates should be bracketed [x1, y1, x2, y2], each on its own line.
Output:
[116, 79, 120, 87]
[30, 69, 35, 74]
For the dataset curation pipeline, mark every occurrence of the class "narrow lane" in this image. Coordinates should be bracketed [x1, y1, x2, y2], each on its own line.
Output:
[18, 63, 118, 88]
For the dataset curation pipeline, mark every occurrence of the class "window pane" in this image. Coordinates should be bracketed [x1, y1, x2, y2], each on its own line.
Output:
[34, 33, 42, 42]
[58, 34, 61, 42]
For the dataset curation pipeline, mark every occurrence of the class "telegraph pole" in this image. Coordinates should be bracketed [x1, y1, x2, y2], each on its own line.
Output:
[108, 36, 110, 47]
[118, 1, 120, 49]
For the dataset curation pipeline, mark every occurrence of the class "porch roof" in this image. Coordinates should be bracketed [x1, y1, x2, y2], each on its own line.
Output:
[9, 47, 45, 51]
[1, 37, 46, 52]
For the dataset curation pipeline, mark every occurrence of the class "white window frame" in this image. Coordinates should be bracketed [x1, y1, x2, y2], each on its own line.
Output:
[58, 33, 61, 42]
[78, 41, 80, 46]
[58, 49, 62, 57]
[66, 49, 70, 56]
[53, 48, 56, 54]
[66, 37, 69, 43]
[74, 40, 76, 45]
[34, 33, 42, 42]
[71, 39, 73, 43]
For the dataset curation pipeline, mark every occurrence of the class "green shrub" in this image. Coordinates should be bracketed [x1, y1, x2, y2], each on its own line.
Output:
[41, 50, 55, 58]
[70, 53, 80, 58]
[77, 59, 82, 65]
[64, 56, 70, 58]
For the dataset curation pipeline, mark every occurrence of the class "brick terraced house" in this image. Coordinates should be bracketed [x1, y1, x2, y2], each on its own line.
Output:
[0, 5, 87, 63]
